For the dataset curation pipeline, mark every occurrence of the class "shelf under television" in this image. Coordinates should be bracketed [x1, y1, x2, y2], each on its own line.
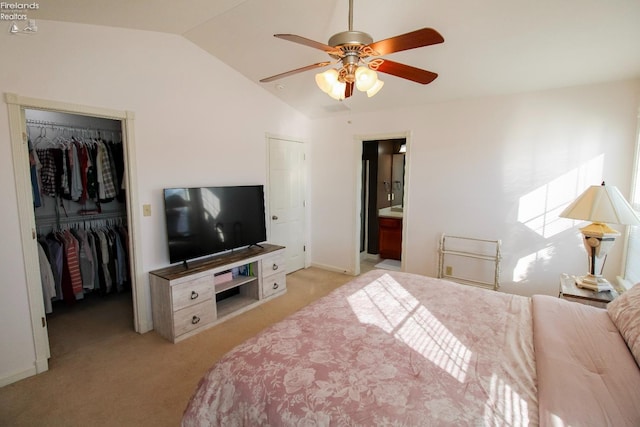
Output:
[215, 275, 257, 294]
[216, 294, 258, 319]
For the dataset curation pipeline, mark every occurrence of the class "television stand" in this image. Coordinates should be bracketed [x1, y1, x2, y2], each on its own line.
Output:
[149, 244, 286, 343]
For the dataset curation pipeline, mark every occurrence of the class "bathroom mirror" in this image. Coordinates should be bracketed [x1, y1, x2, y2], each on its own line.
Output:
[391, 153, 405, 208]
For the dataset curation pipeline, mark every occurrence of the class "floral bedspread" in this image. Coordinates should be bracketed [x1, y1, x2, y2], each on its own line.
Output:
[182, 270, 537, 426]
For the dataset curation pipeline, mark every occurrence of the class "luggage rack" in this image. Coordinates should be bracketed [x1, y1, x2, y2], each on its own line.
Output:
[437, 233, 501, 291]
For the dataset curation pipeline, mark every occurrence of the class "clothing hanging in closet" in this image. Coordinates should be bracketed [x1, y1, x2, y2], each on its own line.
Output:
[29, 132, 125, 209]
[36, 222, 130, 314]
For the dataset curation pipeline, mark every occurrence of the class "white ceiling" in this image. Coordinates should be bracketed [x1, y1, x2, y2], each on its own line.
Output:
[29, 0, 640, 118]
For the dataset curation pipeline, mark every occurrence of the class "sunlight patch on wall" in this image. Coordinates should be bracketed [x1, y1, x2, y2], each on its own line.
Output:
[517, 155, 603, 238]
[512, 246, 555, 282]
[347, 274, 471, 382]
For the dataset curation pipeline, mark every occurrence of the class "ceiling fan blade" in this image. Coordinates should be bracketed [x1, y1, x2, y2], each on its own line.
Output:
[373, 59, 438, 84]
[274, 34, 337, 53]
[368, 28, 444, 56]
[260, 62, 331, 83]
[345, 82, 354, 98]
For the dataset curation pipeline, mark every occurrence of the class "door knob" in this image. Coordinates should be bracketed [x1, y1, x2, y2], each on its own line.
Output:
[272, 215, 278, 220]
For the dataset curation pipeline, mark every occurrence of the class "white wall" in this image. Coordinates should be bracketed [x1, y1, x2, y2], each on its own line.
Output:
[0, 21, 310, 385]
[310, 80, 640, 297]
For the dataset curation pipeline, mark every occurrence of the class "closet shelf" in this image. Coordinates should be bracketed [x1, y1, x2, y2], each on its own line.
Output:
[36, 210, 126, 229]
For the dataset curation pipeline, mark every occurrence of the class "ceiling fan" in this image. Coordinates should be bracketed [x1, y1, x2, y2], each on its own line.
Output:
[260, 0, 444, 100]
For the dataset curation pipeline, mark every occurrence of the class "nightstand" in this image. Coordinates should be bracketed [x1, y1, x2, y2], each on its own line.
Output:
[559, 274, 619, 308]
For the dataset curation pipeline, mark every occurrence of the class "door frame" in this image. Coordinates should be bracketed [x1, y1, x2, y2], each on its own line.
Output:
[5, 93, 145, 376]
[353, 131, 412, 275]
[266, 133, 309, 271]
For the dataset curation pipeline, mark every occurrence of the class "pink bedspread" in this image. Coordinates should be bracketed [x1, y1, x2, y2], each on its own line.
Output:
[182, 270, 537, 426]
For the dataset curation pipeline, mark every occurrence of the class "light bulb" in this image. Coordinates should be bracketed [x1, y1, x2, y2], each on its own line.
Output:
[355, 66, 377, 92]
[366, 79, 384, 97]
[315, 69, 339, 94]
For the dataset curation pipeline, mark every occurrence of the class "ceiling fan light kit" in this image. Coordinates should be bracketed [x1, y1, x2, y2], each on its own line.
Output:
[260, 0, 444, 101]
[316, 65, 381, 99]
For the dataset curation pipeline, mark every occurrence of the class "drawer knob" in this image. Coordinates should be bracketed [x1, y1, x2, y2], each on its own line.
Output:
[191, 315, 200, 325]
[190, 291, 199, 300]
[273, 283, 279, 290]
[272, 263, 278, 271]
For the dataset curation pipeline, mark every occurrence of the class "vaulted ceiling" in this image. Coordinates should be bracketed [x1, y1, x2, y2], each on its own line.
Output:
[29, 0, 640, 118]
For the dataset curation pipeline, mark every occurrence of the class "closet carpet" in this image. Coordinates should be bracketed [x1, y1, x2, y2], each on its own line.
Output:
[0, 267, 358, 427]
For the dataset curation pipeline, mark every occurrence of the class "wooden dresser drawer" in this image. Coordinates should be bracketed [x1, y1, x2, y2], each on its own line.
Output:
[262, 272, 286, 298]
[262, 251, 286, 279]
[172, 275, 214, 312]
[173, 300, 216, 337]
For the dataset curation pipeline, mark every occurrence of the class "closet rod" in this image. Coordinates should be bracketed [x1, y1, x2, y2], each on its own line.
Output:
[26, 119, 121, 135]
[36, 210, 126, 227]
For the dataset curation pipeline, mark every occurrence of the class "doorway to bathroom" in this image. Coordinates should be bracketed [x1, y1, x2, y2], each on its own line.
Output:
[359, 136, 407, 275]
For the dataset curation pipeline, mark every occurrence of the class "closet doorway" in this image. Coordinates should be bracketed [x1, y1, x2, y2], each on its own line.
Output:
[5, 93, 144, 376]
[354, 132, 410, 276]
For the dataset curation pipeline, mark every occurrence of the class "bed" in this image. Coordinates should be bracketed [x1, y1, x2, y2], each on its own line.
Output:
[182, 269, 640, 426]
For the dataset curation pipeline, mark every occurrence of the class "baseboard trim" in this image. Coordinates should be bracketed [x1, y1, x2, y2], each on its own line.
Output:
[0, 365, 37, 387]
[309, 262, 355, 276]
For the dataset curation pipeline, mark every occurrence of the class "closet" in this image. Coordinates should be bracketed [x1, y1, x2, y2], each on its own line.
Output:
[26, 109, 133, 349]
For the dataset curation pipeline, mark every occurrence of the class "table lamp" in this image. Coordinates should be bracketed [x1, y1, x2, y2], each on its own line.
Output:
[559, 182, 640, 291]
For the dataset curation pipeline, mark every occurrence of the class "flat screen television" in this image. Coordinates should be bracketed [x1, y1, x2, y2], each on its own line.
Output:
[163, 185, 267, 266]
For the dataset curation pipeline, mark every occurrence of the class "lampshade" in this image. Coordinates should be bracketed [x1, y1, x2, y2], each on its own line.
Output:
[328, 81, 346, 100]
[355, 66, 378, 92]
[366, 79, 384, 97]
[559, 182, 640, 226]
[315, 69, 339, 94]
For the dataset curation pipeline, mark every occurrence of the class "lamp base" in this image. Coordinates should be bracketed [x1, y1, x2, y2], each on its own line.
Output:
[575, 275, 613, 292]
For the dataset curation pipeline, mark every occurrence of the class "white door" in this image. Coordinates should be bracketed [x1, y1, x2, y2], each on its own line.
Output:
[268, 137, 306, 273]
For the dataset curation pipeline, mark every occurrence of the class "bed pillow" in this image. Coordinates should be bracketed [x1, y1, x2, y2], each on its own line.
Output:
[607, 283, 640, 366]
